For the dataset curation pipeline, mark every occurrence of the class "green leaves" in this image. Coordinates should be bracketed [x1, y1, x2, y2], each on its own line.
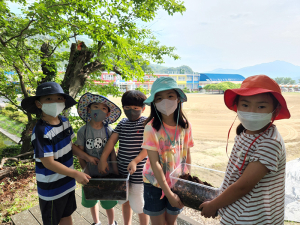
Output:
[1, 0, 186, 152]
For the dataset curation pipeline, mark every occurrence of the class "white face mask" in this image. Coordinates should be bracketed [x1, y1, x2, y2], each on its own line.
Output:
[40, 102, 65, 117]
[155, 99, 178, 116]
[237, 110, 273, 131]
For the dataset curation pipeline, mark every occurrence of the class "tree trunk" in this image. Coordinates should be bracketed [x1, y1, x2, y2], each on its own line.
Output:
[61, 42, 106, 100]
[20, 116, 37, 154]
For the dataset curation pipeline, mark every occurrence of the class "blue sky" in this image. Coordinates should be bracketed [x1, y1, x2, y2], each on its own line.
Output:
[146, 0, 300, 72]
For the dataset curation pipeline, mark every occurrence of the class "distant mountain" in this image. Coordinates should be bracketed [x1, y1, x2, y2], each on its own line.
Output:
[207, 61, 300, 81]
[149, 64, 195, 74]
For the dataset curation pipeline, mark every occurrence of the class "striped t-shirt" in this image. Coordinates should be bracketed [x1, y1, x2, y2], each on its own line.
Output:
[31, 116, 76, 201]
[219, 125, 285, 225]
[114, 116, 147, 184]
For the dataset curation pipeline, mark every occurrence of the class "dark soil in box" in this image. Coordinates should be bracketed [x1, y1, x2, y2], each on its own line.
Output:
[172, 173, 219, 211]
[83, 174, 128, 200]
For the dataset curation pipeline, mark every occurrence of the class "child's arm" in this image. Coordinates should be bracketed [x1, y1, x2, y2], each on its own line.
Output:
[200, 161, 269, 218]
[110, 148, 119, 174]
[147, 150, 184, 209]
[98, 132, 119, 173]
[186, 148, 192, 172]
[74, 145, 87, 170]
[72, 144, 99, 166]
[40, 156, 91, 185]
[127, 148, 148, 175]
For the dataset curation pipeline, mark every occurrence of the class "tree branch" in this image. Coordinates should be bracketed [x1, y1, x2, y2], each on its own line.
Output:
[13, 64, 29, 98]
[82, 60, 105, 75]
[0, 92, 26, 113]
[5, 17, 36, 44]
[19, 55, 34, 88]
[0, 151, 34, 169]
[113, 66, 122, 75]
[49, 34, 76, 57]
[0, 35, 7, 47]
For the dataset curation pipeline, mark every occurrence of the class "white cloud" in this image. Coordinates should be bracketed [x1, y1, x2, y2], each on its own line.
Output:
[147, 0, 300, 71]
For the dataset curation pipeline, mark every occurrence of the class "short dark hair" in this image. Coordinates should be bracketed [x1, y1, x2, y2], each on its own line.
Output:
[121, 90, 147, 107]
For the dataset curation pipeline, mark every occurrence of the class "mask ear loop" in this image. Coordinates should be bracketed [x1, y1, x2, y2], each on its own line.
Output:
[226, 115, 275, 174]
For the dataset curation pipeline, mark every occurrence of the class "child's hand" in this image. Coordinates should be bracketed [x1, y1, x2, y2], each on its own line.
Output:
[75, 171, 91, 185]
[127, 160, 137, 175]
[167, 192, 184, 209]
[199, 201, 218, 218]
[98, 161, 109, 174]
[87, 155, 99, 166]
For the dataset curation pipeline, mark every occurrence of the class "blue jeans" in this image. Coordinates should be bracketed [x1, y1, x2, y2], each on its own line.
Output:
[143, 183, 183, 216]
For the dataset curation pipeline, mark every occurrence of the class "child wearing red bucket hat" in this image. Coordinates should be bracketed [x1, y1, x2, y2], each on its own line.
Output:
[200, 75, 290, 224]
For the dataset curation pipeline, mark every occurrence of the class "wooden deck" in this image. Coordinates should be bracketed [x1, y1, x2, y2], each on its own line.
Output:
[11, 188, 200, 225]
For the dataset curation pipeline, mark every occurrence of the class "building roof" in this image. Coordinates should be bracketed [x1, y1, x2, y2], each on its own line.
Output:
[200, 73, 245, 81]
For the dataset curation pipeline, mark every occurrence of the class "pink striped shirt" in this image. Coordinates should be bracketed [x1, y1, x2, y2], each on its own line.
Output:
[219, 125, 285, 225]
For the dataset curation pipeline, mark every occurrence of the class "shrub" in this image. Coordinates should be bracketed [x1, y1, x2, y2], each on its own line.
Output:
[0, 104, 28, 124]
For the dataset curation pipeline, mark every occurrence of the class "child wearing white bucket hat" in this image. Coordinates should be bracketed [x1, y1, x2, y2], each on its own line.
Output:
[75, 92, 121, 225]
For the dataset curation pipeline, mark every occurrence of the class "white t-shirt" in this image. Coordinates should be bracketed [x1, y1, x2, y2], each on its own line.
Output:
[219, 125, 285, 225]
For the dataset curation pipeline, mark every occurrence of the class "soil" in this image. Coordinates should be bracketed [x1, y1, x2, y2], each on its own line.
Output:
[83, 174, 128, 201]
[172, 173, 220, 212]
[0, 165, 37, 224]
[179, 173, 214, 187]
[93, 174, 127, 179]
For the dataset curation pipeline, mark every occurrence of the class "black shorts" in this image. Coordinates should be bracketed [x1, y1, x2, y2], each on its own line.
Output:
[39, 190, 77, 225]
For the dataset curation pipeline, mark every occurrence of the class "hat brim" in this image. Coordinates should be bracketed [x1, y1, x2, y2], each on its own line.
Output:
[224, 87, 290, 120]
[144, 88, 187, 106]
[21, 94, 77, 114]
[77, 93, 121, 124]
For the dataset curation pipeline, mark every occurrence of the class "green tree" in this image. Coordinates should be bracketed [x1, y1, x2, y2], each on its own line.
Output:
[0, 0, 185, 153]
[204, 82, 241, 93]
[275, 77, 296, 85]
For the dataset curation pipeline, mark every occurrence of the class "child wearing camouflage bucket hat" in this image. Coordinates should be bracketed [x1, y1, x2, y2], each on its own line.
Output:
[75, 92, 121, 225]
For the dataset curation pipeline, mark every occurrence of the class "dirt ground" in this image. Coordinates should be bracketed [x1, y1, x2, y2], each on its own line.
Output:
[0, 164, 38, 224]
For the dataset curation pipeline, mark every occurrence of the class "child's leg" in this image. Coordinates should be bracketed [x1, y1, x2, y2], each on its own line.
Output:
[143, 183, 167, 225]
[164, 197, 183, 225]
[105, 208, 115, 225]
[128, 183, 149, 225]
[138, 213, 150, 225]
[122, 201, 133, 225]
[82, 189, 100, 224]
[59, 215, 73, 225]
[100, 200, 118, 225]
[90, 203, 101, 224]
[149, 214, 165, 225]
[165, 213, 178, 225]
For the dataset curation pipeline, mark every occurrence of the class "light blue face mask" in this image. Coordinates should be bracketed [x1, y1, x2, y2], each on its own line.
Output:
[90, 109, 107, 122]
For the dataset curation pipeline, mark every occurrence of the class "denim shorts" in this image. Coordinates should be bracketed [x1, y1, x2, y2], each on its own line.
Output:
[143, 183, 183, 216]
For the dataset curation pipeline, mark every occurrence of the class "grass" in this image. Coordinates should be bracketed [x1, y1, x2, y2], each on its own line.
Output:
[0, 114, 25, 138]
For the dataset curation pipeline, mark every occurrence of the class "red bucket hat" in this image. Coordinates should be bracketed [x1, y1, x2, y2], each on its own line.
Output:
[224, 75, 290, 120]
